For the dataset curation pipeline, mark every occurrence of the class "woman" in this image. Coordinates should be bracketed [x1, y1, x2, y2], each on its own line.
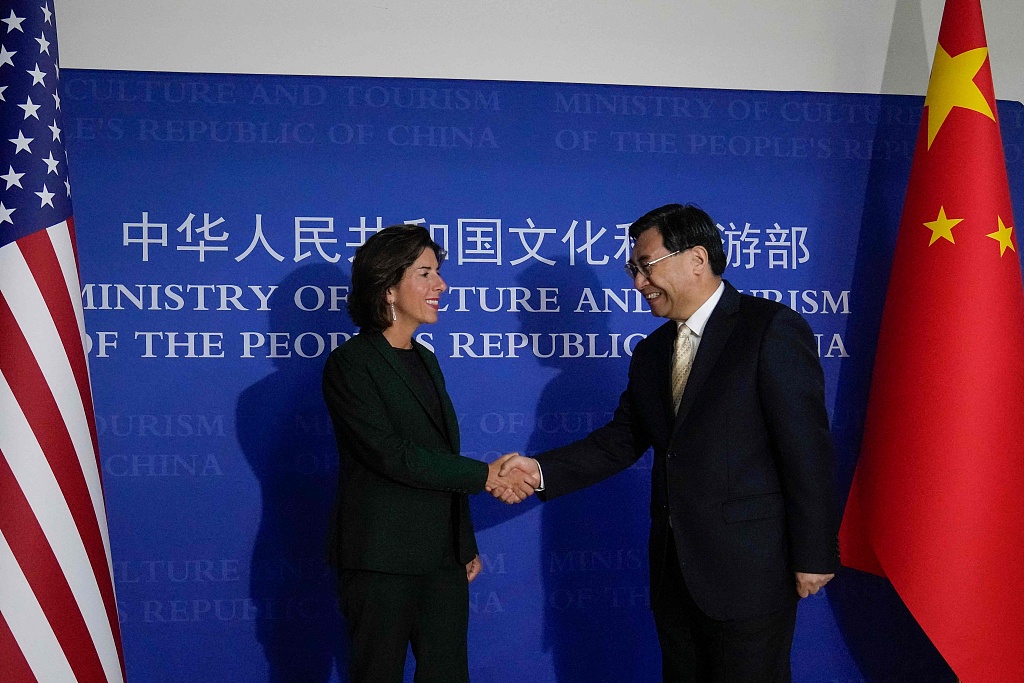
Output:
[322, 224, 526, 683]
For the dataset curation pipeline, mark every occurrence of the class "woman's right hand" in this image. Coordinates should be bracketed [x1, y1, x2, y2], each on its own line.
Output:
[485, 453, 537, 503]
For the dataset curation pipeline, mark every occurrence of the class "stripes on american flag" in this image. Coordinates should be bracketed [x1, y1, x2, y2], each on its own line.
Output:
[1, 2, 125, 682]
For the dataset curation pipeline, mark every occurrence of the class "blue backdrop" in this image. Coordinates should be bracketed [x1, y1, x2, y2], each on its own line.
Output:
[63, 70, 1024, 682]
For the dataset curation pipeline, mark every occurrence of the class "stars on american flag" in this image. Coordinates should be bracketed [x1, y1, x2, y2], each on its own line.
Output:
[0, 1, 71, 243]
[18, 94, 40, 118]
[35, 182, 53, 206]
[8, 129, 32, 153]
[41, 149, 58, 173]
[27, 63, 45, 85]
[0, 4, 126, 679]
[2, 10, 27, 33]
[1, 165, 24, 188]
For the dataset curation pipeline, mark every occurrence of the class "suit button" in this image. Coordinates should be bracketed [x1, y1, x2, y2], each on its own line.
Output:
[667, 452, 676, 459]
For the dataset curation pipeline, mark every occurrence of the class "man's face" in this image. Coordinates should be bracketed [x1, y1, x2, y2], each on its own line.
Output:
[629, 227, 697, 321]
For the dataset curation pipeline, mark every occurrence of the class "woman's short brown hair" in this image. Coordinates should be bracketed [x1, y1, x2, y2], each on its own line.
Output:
[347, 224, 446, 331]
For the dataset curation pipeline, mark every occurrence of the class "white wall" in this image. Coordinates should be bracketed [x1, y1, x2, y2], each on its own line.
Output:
[55, 0, 1023, 103]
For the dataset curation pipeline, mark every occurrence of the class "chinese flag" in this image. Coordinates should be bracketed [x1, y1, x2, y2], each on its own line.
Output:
[839, 0, 1024, 680]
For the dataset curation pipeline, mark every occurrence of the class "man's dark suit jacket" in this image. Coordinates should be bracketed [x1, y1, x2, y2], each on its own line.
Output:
[536, 281, 840, 621]
[323, 330, 489, 575]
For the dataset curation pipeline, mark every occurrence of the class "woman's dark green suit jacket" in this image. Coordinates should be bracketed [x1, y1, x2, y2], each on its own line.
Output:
[323, 330, 489, 574]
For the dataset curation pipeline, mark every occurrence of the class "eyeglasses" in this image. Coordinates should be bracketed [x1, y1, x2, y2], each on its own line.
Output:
[624, 249, 685, 279]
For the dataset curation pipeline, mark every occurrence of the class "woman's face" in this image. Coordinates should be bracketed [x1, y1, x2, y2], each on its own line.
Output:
[389, 248, 447, 330]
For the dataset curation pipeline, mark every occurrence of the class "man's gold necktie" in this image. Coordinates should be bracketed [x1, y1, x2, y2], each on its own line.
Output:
[672, 324, 693, 412]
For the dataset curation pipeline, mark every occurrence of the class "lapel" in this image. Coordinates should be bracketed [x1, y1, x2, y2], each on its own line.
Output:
[364, 331, 457, 451]
[649, 322, 678, 429]
[415, 342, 461, 455]
[672, 280, 740, 430]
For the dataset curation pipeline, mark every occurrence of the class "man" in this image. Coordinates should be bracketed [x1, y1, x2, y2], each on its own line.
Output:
[499, 203, 839, 682]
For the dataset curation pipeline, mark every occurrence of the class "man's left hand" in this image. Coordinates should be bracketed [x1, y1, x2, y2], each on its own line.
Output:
[795, 572, 834, 598]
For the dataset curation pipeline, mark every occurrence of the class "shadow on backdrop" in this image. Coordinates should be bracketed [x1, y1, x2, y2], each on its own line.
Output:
[828, 2, 955, 680]
[517, 262, 660, 682]
[236, 263, 353, 682]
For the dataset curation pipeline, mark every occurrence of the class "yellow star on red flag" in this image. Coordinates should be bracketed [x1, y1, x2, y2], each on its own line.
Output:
[986, 217, 1015, 256]
[923, 206, 962, 246]
[924, 44, 994, 149]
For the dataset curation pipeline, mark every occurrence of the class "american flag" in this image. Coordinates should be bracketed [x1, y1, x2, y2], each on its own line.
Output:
[0, 2, 125, 681]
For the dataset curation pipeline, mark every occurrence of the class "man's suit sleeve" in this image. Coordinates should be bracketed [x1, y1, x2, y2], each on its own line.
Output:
[537, 366, 651, 500]
[758, 307, 840, 574]
[323, 349, 488, 494]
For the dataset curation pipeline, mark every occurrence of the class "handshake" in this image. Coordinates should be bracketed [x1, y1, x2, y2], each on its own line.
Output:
[485, 453, 541, 504]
